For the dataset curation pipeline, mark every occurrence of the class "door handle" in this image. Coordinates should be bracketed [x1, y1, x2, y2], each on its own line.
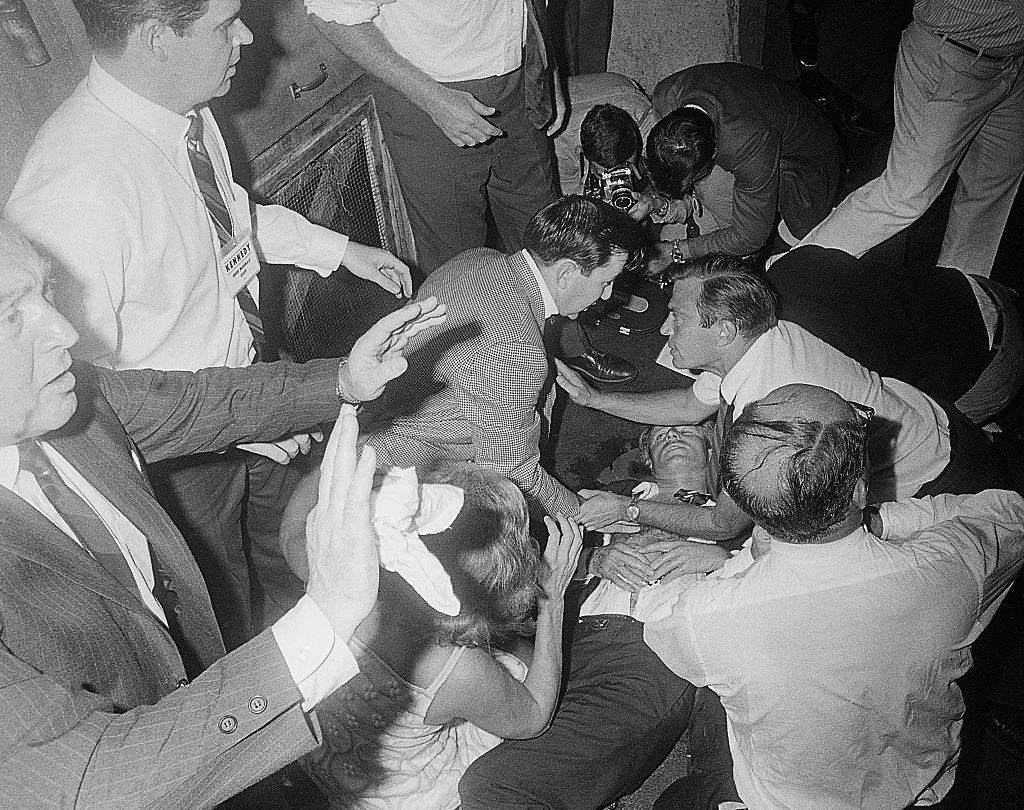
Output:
[290, 63, 329, 100]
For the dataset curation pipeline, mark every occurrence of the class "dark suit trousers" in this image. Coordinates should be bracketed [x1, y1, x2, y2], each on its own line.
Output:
[459, 615, 695, 810]
[370, 68, 557, 275]
[150, 452, 306, 650]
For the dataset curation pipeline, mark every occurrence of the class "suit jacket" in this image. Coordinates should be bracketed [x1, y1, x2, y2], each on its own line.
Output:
[653, 62, 842, 257]
[367, 248, 579, 518]
[0, 358, 340, 808]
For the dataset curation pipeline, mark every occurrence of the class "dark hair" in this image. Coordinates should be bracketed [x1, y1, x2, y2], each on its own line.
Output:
[525, 195, 644, 276]
[667, 254, 778, 337]
[73, 0, 208, 54]
[422, 465, 542, 648]
[720, 400, 869, 543]
[581, 104, 643, 169]
[646, 107, 716, 198]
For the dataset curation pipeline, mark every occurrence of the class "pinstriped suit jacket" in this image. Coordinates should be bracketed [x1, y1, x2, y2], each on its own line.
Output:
[0, 358, 340, 808]
[368, 248, 579, 518]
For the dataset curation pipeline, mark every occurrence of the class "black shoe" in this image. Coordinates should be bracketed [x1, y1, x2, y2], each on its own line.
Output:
[563, 349, 637, 384]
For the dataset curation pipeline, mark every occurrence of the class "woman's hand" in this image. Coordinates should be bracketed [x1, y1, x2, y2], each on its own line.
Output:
[540, 514, 583, 602]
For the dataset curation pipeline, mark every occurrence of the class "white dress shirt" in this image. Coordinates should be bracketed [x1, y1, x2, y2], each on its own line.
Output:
[0, 443, 357, 709]
[305, 0, 527, 82]
[645, 490, 1024, 810]
[5, 60, 349, 372]
[690, 320, 951, 502]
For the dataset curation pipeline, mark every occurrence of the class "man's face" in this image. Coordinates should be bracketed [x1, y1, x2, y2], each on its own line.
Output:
[660, 278, 721, 370]
[558, 253, 628, 318]
[0, 243, 80, 445]
[163, 0, 253, 109]
[646, 424, 714, 479]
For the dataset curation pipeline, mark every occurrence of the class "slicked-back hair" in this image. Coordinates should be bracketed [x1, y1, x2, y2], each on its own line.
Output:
[581, 104, 643, 169]
[668, 254, 778, 338]
[646, 106, 716, 198]
[421, 465, 542, 649]
[73, 0, 208, 55]
[720, 401, 869, 543]
[525, 195, 645, 276]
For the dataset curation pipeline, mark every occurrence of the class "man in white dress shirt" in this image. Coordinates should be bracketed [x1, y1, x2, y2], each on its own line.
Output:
[6, 0, 413, 646]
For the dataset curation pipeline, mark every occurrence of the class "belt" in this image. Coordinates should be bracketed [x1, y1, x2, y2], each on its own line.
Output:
[943, 35, 1013, 62]
[578, 614, 642, 631]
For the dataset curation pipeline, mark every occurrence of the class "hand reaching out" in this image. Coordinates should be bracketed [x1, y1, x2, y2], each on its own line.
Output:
[554, 358, 599, 407]
[342, 242, 413, 298]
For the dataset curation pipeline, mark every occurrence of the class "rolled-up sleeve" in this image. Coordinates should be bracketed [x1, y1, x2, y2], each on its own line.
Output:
[305, 0, 391, 25]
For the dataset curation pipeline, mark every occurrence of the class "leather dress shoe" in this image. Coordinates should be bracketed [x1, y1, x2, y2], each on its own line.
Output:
[563, 349, 637, 385]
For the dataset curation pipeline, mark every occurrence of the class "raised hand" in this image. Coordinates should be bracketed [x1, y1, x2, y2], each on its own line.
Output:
[340, 296, 447, 402]
[554, 358, 598, 407]
[540, 514, 583, 601]
[305, 405, 380, 640]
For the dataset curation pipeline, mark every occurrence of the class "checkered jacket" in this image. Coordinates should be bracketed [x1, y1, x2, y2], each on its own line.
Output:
[368, 248, 580, 518]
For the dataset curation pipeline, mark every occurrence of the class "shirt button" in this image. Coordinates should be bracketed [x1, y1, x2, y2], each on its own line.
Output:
[249, 695, 267, 714]
[176, 678, 189, 689]
[218, 715, 238, 734]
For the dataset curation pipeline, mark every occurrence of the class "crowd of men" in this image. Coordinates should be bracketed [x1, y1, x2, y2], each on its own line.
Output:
[1, 0, 1023, 807]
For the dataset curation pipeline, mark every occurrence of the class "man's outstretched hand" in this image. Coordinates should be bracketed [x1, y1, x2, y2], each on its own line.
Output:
[342, 242, 413, 298]
[305, 405, 380, 641]
[339, 296, 447, 402]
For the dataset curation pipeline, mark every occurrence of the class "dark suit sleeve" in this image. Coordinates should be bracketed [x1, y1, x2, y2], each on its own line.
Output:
[686, 128, 781, 258]
[0, 629, 322, 809]
[91, 358, 341, 463]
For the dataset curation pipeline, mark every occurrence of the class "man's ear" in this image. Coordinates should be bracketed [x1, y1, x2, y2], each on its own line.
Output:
[140, 19, 170, 62]
[716, 318, 738, 347]
[555, 258, 580, 289]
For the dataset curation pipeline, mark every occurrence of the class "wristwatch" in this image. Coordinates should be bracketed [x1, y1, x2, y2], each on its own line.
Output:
[625, 495, 641, 522]
[650, 195, 671, 221]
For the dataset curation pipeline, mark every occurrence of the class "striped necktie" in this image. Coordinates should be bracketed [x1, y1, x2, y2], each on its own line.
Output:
[185, 113, 265, 354]
[19, 440, 139, 595]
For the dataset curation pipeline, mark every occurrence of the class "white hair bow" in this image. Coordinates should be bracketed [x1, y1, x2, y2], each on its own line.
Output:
[370, 467, 463, 616]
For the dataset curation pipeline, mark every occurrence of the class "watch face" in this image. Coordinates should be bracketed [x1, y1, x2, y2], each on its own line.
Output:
[626, 503, 640, 521]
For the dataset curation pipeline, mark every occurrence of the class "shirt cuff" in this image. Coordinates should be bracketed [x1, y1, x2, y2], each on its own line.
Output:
[296, 223, 349, 278]
[272, 594, 359, 711]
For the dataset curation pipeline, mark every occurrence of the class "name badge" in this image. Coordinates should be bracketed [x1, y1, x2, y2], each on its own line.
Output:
[219, 230, 260, 297]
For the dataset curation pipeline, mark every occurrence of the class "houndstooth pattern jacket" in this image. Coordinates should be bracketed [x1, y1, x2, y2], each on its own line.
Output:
[368, 248, 580, 519]
[0, 359, 341, 808]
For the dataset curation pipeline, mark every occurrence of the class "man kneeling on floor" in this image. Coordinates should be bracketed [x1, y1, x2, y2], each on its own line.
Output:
[459, 422, 733, 809]
[645, 384, 1024, 809]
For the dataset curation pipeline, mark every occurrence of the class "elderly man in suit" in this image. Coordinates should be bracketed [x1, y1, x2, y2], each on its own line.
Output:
[648, 62, 842, 263]
[366, 195, 644, 519]
[0, 220, 445, 806]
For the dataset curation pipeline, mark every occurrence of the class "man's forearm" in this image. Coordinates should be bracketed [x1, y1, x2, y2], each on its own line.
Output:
[311, 20, 440, 113]
[590, 387, 706, 426]
[636, 496, 751, 543]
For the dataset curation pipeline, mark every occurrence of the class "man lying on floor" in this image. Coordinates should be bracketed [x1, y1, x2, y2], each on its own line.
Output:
[459, 423, 734, 809]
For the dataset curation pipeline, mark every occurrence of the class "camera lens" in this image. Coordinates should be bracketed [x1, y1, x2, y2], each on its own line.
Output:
[611, 189, 633, 210]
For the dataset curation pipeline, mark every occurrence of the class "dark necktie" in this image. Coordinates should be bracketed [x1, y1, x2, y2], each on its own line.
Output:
[185, 113, 265, 353]
[19, 440, 139, 595]
[713, 394, 735, 492]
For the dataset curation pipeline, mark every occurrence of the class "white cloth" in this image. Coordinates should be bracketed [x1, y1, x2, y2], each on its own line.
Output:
[5, 60, 349, 372]
[521, 249, 559, 319]
[690, 320, 951, 502]
[645, 490, 1024, 810]
[370, 466, 462, 616]
[305, 0, 526, 83]
[0, 443, 357, 710]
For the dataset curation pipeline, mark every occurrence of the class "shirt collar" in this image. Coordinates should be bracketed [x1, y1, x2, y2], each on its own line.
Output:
[0, 445, 18, 491]
[767, 525, 871, 560]
[719, 327, 775, 406]
[521, 249, 559, 319]
[86, 59, 192, 145]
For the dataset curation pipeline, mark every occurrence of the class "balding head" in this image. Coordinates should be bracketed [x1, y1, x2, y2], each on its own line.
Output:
[720, 384, 870, 544]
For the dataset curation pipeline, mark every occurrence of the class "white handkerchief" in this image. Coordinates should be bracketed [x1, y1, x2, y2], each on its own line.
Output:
[370, 467, 463, 616]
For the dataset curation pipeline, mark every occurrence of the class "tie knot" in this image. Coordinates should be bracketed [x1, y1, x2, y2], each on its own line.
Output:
[186, 112, 204, 144]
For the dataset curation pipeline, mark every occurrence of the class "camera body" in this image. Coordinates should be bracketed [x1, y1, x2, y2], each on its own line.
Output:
[583, 163, 637, 211]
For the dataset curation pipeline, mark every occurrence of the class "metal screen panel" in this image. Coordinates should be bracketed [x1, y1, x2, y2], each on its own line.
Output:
[253, 94, 413, 362]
